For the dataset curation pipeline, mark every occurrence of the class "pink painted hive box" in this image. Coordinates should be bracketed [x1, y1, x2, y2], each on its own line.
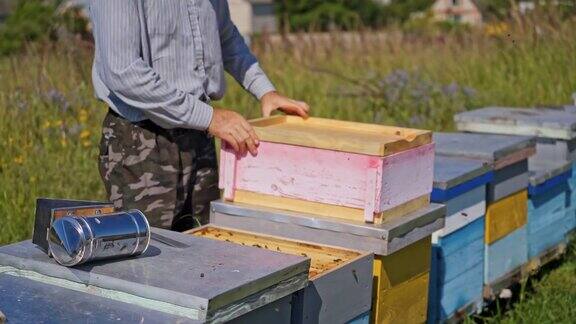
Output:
[219, 116, 435, 223]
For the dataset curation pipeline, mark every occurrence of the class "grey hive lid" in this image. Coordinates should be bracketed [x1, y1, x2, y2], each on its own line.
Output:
[434, 155, 491, 190]
[434, 132, 535, 163]
[455, 107, 576, 140]
[0, 230, 309, 322]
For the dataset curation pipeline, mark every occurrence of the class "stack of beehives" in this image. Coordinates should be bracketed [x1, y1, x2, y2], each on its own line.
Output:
[427, 156, 492, 322]
[434, 132, 535, 300]
[191, 116, 445, 324]
[456, 107, 576, 272]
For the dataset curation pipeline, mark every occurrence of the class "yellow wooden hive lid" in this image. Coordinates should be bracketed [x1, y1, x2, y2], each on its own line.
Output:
[249, 116, 432, 156]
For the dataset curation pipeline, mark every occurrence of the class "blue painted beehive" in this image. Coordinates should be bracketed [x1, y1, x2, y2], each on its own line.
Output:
[456, 106, 576, 238]
[528, 162, 573, 259]
[434, 132, 534, 297]
[428, 156, 492, 323]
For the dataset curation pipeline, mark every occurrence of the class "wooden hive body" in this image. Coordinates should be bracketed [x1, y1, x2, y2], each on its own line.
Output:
[209, 201, 445, 324]
[428, 217, 484, 323]
[484, 226, 528, 284]
[372, 237, 432, 324]
[188, 225, 374, 324]
[220, 116, 434, 223]
[528, 162, 573, 257]
[428, 156, 489, 323]
[0, 229, 310, 323]
[485, 190, 528, 244]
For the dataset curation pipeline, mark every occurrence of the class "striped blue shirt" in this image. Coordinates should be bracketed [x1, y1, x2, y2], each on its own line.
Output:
[89, 0, 276, 130]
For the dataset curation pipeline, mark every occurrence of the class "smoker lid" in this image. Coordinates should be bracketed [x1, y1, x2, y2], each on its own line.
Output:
[48, 217, 87, 267]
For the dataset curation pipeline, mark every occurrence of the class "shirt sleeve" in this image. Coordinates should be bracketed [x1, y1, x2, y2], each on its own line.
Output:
[91, 0, 213, 130]
[217, 0, 276, 100]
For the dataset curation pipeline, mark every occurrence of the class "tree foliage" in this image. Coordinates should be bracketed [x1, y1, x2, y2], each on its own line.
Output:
[0, 0, 59, 55]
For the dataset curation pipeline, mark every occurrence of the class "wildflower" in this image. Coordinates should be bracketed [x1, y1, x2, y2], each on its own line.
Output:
[54, 120, 64, 128]
[80, 130, 91, 140]
[42, 121, 51, 130]
[78, 109, 89, 124]
[82, 140, 92, 148]
[45, 89, 70, 112]
[13, 156, 24, 165]
[442, 82, 460, 98]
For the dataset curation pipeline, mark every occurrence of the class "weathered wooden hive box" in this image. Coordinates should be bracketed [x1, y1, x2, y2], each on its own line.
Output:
[0, 270, 202, 323]
[434, 133, 533, 294]
[188, 225, 374, 324]
[527, 162, 573, 261]
[219, 116, 434, 223]
[455, 107, 576, 236]
[0, 228, 310, 323]
[209, 200, 446, 324]
[427, 156, 492, 323]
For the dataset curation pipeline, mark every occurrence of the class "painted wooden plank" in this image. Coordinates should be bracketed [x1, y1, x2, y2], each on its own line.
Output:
[484, 226, 528, 284]
[210, 200, 445, 256]
[249, 116, 432, 157]
[374, 237, 431, 292]
[528, 167, 572, 195]
[433, 185, 486, 238]
[433, 156, 492, 191]
[430, 261, 483, 323]
[485, 190, 528, 244]
[435, 217, 485, 282]
[429, 219, 485, 323]
[373, 272, 430, 324]
[232, 190, 430, 224]
[528, 215, 571, 259]
[0, 272, 197, 323]
[220, 145, 237, 200]
[531, 139, 576, 165]
[432, 172, 492, 203]
[489, 171, 529, 203]
[378, 143, 435, 212]
[528, 181, 570, 259]
[455, 107, 576, 140]
[224, 141, 434, 215]
[434, 132, 536, 169]
[347, 311, 370, 324]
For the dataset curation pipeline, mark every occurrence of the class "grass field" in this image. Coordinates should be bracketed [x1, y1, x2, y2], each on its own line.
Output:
[0, 17, 575, 321]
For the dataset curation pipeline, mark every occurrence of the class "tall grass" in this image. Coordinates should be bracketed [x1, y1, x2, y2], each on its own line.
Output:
[1, 17, 576, 245]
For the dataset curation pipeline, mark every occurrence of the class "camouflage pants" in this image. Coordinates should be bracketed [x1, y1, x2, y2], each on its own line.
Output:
[98, 110, 220, 231]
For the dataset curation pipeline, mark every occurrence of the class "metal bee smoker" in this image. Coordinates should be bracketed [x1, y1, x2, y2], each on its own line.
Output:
[48, 210, 151, 267]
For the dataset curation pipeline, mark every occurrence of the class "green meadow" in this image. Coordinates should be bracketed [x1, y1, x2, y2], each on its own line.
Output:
[1, 18, 575, 321]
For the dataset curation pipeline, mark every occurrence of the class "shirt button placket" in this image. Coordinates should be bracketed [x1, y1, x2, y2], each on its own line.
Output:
[188, 0, 205, 78]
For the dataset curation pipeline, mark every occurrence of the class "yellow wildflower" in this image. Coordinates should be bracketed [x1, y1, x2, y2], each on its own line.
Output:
[82, 140, 92, 148]
[485, 22, 509, 37]
[78, 109, 89, 124]
[42, 121, 51, 129]
[13, 156, 24, 165]
[54, 120, 64, 128]
[80, 130, 91, 140]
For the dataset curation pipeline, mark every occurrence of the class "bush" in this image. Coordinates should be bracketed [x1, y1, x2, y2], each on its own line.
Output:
[0, 0, 90, 56]
[0, 0, 59, 55]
